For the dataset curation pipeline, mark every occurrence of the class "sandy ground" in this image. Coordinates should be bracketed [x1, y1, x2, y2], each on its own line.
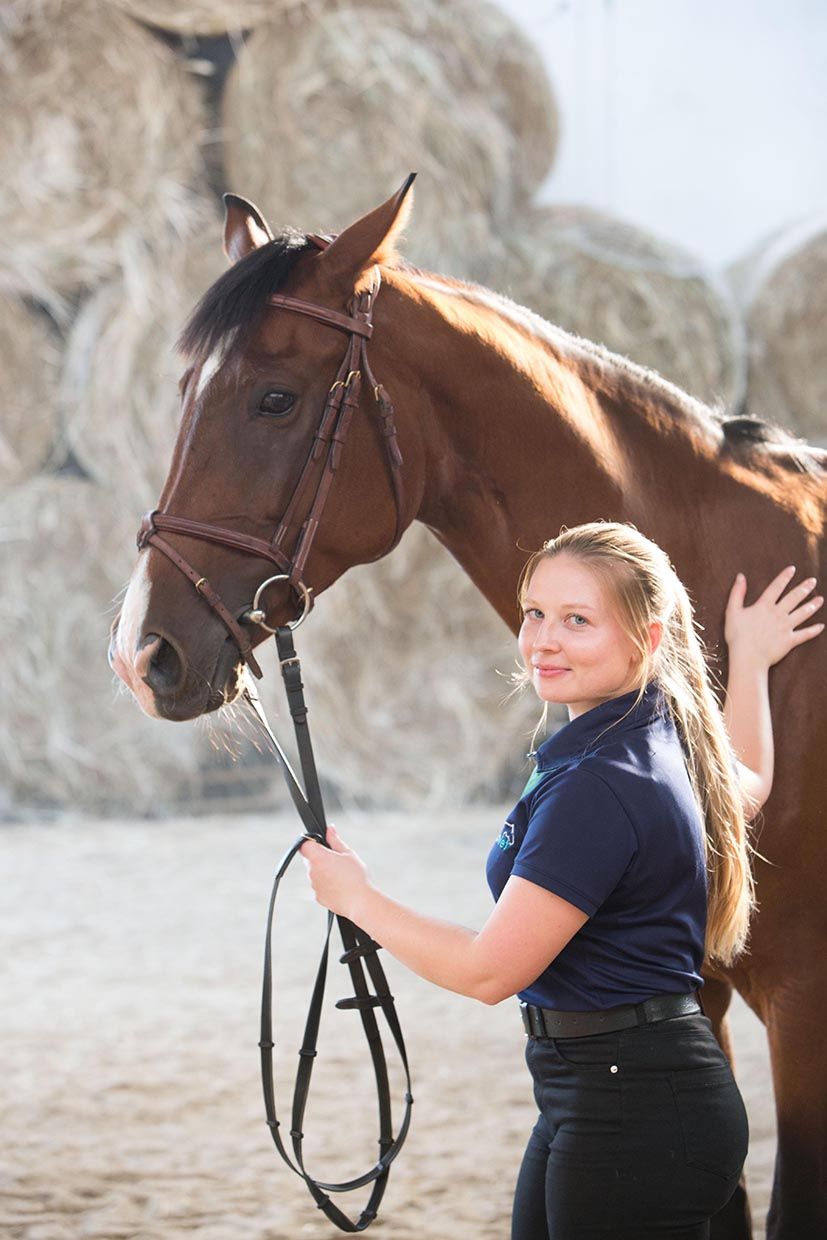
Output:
[1, 809, 775, 1240]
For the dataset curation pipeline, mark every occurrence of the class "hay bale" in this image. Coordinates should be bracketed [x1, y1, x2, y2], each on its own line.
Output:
[483, 205, 745, 410]
[0, 295, 61, 485]
[220, 0, 558, 278]
[727, 219, 827, 443]
[245, 524, 543, 810]
[61, 224, 226, 513]
[0, 475, 199, 814]
[420, 0, 558, 205]
[0, 0, 211, 311]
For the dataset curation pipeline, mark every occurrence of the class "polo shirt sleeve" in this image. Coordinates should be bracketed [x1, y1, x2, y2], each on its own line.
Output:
[511, 768, 638, 916]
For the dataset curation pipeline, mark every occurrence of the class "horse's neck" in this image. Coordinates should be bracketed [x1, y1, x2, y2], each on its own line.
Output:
[389, 272, 723, 627]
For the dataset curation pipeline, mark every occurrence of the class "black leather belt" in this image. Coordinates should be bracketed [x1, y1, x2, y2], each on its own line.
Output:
[520, 990, 704, 1039]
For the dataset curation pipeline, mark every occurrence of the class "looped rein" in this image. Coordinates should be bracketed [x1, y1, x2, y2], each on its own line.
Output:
[246, 626, 413, 1232]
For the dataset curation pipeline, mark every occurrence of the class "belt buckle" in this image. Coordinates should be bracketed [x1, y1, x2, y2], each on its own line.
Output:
[519, 1002, 546, 1039]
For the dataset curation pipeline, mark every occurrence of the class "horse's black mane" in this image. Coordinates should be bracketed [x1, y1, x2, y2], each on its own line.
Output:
[178, 230, 315, 361]
[718, 413, 826, 477]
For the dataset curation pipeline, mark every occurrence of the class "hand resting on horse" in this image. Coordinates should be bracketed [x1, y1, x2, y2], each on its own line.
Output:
[723, 564, 823, 818]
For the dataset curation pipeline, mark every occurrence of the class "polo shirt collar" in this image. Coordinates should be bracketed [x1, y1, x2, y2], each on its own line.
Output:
[533, 680, 667, 772]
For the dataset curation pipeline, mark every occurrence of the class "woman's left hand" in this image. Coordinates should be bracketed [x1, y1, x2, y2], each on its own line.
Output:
[299, 824, 371, 919]
[725, 566, 825, 668]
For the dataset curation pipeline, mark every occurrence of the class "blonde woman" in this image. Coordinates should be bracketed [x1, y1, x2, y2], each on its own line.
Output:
[301, 521, 824, 1239]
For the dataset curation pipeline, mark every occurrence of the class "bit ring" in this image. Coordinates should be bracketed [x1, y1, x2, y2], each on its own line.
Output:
[246, 575, 312, 632]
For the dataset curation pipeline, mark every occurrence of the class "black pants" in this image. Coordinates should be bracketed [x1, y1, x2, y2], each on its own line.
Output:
[511, 1012, 749, 1239]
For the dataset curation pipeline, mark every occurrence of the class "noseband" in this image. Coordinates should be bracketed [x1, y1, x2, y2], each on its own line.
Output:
[136, 234, 406, 678]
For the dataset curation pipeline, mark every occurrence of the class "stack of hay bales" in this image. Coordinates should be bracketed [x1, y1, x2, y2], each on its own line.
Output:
[727, 219, 827, 445]
[0, 0, 562, 815]
[3, 0, 767, 816]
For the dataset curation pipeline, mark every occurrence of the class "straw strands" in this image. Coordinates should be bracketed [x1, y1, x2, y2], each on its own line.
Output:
[249, 523, 544, 809]
[0, 0, 211, 312]
[0, 475, 199, 814]
[220, 0, 557, 277]
[487, 205, 745, 410]
[727, 219, 827, 443]
[0, 296, 61, 486]
[109, 0, 295, 35]
[61, 226, 226, 511]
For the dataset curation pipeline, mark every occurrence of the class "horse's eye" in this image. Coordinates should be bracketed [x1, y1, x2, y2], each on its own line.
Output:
[257, 390, 295, 418]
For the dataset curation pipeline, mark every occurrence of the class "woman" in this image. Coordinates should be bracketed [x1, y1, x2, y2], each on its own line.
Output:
[300, 521, 824, 1239]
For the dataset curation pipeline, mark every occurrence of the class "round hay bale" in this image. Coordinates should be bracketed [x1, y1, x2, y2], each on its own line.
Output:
[220, 0, 557, 277]
[0, 0, 211, 310]
[422, 0, 558, 205]
[0, 475, 199, 813]
[246, 523, 544, 810]
[484, 205, 745, 410]
[119, 0, 557, 204]
[727, 219, 827, 443]
[0, 295, 61, 485]
[61, 223, 226, 513]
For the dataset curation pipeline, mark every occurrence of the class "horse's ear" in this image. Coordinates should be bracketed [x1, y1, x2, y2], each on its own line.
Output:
[222, 193, 274, 263]
[319, 173, 416, 289]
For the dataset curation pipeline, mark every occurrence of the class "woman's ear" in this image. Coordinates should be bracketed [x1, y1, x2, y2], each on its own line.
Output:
[648, 618, 664, 656]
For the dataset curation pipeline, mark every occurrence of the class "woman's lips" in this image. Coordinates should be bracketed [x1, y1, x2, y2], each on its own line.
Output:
[534, 666, 570, 677]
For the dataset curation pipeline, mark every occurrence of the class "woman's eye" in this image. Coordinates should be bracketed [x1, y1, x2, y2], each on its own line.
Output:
[523, 608, 543, 621]
[257, 390, 295, 418]
[568, 614, 587, 626]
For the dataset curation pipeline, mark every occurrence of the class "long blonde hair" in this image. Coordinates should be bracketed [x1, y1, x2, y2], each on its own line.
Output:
[516, 520, 757, 968]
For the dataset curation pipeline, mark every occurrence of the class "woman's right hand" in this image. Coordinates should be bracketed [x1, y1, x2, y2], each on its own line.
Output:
[724, 566, 824, 668]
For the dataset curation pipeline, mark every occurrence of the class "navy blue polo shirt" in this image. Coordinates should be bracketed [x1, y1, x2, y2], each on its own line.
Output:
[486, 681, 708, 1011]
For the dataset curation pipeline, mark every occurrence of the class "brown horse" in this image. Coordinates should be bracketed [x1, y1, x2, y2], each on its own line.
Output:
[110, 177, 827, 1240]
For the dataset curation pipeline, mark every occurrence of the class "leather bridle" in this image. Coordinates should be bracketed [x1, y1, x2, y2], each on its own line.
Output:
[134, 237, 414, 1231]
[136, 233, 406, 677]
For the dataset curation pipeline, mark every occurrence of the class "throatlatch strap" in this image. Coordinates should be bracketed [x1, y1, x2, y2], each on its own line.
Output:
[243, 627, 413, 1233]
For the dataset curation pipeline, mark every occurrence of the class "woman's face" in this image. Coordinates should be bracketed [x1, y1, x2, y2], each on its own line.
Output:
[518, 553, 653, 720]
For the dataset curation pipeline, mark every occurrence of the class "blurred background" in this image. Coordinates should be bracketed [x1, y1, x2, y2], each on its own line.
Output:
[3, 3, 816, 1237]
[1, 0, 825, 820]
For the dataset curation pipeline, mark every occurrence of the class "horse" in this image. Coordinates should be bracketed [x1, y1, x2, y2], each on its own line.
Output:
[110, 175, 827, 1240]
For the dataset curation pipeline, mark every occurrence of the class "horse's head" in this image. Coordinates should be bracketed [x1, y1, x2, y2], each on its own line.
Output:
[110, 175, 421, 720]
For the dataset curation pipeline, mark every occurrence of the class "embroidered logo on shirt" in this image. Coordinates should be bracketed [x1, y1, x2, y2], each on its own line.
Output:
[497, 821, 515, 850]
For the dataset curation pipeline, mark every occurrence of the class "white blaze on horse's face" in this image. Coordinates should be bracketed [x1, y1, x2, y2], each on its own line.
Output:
[110, 555, 162, 718]
[194, 348, 223, 401]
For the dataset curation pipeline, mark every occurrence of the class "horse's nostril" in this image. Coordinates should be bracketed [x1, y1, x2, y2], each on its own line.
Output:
[135, 633, 184, 696]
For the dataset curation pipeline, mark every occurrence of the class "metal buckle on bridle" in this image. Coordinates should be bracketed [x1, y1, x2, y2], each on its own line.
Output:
[244, 574, 313, 633]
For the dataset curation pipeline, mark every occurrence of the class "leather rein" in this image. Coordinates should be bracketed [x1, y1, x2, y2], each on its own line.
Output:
[134, 237, 413, 1231]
